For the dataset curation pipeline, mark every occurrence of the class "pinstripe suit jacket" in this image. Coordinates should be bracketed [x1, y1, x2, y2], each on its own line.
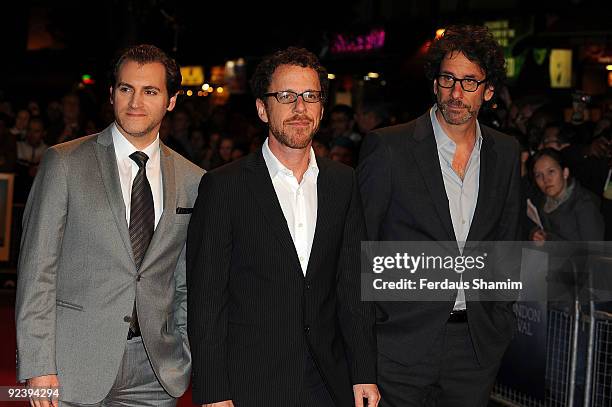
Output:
[186, 148, 376, 406]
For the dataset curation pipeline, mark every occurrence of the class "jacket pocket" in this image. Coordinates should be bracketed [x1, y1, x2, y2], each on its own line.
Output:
[56, 299, 84, 311]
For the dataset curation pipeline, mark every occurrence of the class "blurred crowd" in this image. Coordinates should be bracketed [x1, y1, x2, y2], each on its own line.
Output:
[1, 85, 611, 242]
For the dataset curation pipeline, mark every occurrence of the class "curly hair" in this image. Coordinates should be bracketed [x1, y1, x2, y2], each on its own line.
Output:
[250, 47, 329, 103]
[111, 44, 182, 96]
[424, 25, 506, 92]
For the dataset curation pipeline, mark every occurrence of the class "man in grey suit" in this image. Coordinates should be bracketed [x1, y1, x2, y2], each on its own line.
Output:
[16, 44, 203, 406]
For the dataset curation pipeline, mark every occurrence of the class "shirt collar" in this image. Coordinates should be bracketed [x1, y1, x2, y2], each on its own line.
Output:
[111, 122, 160, 165]
[430, 105, 483, 151]
[262, 137, 319, 180]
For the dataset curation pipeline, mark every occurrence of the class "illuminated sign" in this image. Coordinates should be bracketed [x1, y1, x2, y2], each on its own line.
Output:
[180, 66, 204, 86]
[331, 28, 385, 54]
[550, 49, 572, 88]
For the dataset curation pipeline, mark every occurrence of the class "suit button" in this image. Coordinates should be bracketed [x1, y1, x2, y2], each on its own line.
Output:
[305, 283, 311, 290]
[123, 316, 131, 323]
[304, 325, 310, 334]
[136, 275, 141, 282]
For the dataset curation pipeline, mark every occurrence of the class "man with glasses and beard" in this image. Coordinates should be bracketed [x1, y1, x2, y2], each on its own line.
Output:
[187, 47, 379, 407]
[358, 25, 521, 407]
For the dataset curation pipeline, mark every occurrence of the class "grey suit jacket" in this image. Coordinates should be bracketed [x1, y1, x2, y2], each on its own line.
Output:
[15, 125, 204, 404]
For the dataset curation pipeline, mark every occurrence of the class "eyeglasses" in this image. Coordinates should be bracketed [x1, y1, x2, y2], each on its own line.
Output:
[264, 90, 323, 104]
[436, 74, 487, 92]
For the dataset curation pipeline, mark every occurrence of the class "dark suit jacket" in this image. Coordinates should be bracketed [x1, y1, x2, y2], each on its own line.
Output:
[186, 149, 376, 406]
[357, 111, 521, 367]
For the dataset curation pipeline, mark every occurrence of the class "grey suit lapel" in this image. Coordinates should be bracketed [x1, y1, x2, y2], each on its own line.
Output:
[139, 142, 176, 271]
[95, 126, 136, 268]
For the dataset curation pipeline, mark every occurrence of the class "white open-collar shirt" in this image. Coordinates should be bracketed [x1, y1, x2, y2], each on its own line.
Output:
[262, 138, 319, 276]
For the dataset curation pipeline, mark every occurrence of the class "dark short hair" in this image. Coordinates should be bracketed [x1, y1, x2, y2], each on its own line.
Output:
[529, 148, 568, 180]
[111, 44, 182, 96]
[424, 25, 506, 92]
[250, 47, 329, 102]
[330, 104, 355, 119]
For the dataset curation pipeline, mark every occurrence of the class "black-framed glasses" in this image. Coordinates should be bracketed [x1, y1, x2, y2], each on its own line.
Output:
[264, 90, 323, 104]
[436, 74, 487, 92]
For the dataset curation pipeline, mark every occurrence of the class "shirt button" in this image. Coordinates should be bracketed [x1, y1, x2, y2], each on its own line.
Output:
[299, 256, 305, 262]
[123, 316, 131, 323]
[136, 275, 142, 281]
[461, 220, 466, 225]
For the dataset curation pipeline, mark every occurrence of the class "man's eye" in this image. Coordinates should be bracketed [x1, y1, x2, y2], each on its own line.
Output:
[119, 87, 132, 93]
[145, 90, 158, 95]
[277, 92, 293, 102]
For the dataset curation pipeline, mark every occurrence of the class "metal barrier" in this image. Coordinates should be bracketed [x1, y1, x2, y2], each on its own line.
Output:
[492, 307, 612, 407]
[590, 311, 612, 407]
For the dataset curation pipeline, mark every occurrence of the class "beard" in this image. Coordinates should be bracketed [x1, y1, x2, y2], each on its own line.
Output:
[436, 95, 478, 125]
[269, 114, 319, 149]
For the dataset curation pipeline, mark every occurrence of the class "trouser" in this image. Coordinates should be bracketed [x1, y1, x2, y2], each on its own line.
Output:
[61, 336, 175, 407]
[378, 322, 502, 407]
[296, 350, 336, 407]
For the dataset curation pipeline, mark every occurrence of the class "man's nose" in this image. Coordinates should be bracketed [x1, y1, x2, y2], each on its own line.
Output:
[292, 95, 307, 113]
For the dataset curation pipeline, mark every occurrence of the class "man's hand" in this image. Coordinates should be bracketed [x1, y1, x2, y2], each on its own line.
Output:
[202, 401, 234, 407]
[353, 383, 380, 407]
[26, 374, 59, 407]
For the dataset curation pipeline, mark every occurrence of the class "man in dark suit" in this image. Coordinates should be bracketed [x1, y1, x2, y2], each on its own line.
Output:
[358, 25, 521, 407]
[187, 47, 379, 407]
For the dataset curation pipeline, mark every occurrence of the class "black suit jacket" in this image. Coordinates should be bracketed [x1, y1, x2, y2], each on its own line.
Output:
[187, 149, 376, 406]
[357, 111, 521, 367]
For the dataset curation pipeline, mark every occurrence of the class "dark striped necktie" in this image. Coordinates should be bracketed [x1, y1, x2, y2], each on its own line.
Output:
[128, 151, 154, 338]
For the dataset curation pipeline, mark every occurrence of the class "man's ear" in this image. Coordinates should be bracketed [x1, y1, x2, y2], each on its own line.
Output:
[563, 167, 570, 180]
[484, 84, 494, 102]
[433, 79, 438, 97]
[320, 105, 324, 121]
[167, 93, 178, 111]
[256, 99, 269, 123]
[109, 86, 114, 104]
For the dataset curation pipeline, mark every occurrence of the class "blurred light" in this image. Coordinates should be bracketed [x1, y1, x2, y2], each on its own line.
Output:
[435, 28, 445, 39]
[216, 87, 224, 93]
[178, 90, 185, 95]
[202, 83, 210, 90]
[226, 60, 235, 68]
[197, 91, 203, 96]
[607, 65, 612, 71]
[367, 72, 379, 79]
[381, 80, 387, 86]
[363, 76, 371, 81]
[236, 58, 245, 66]
[186, 90, 193, 96]
[328, 73, 336, 80]
[81, 74, 95, 85]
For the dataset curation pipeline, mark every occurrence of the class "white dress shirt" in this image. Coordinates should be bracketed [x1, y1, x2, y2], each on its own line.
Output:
[262, 138, 319, 276]
[430, 106, 482, 310]
[111, 123, 163, 229]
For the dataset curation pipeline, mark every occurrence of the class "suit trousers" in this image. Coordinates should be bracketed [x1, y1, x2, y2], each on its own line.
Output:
[296, 351, 336, 407]
[378, 322, 501, 407]
[60, 337, 175, 407]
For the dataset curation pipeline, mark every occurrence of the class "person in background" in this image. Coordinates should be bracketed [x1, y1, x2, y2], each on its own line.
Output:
[329, 136, 356, 167]
[329, 104, 361, 143]
[10, 109, 30, 141]
[530, 148, 604, 242]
